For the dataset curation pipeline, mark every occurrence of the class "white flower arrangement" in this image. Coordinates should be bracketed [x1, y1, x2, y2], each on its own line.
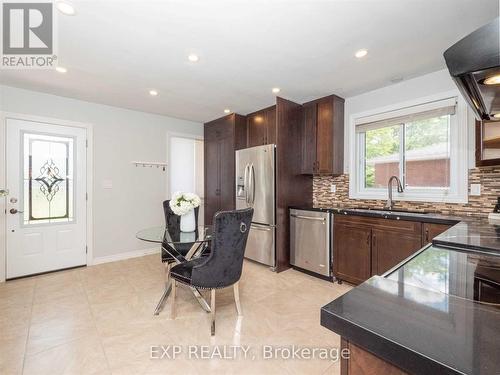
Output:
[169, 192, 201, 216]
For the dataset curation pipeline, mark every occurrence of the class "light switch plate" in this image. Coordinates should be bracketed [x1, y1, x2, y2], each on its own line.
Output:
[102, 180, 113, 189]
[330, 184, 336, 193]
[470, 183, 481, 196]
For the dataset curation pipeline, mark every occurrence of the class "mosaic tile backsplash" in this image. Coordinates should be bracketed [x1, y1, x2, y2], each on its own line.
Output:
[313, 167, 500, 218]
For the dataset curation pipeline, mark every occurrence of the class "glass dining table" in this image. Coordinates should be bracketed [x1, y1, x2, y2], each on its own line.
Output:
[136, 225, 213, 315]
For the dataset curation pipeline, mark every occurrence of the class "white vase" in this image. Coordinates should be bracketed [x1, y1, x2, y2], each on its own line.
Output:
[180, 208, 196, 232]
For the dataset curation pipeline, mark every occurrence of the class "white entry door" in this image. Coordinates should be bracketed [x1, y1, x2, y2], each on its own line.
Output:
[6, 118, 87, 279]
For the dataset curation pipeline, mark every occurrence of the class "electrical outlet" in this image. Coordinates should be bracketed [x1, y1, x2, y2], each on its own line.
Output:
[330, 184, 336, 193]
[470, 183, 481, 196]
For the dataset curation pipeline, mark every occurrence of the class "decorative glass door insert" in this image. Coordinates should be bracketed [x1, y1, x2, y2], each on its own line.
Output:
[23, 133, 75, 225]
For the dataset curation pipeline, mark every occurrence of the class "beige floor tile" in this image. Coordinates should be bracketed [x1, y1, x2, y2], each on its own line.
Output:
[0, 257, 351, 374]
[26, 314, 98, 356]
[0, 335, 27, 375]
[23, 334, 110, 375]
[0, 305, 32, 340]
[0, 277, 35, 310]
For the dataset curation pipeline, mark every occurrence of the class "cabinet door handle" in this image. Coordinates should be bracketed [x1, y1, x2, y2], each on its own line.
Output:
[367, 233, 371, 246]
[372, 234, 376, 247]
[425, 229, 429, 243]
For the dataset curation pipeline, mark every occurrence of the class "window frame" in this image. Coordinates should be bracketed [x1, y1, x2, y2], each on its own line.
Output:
[349, 92, 469, 204]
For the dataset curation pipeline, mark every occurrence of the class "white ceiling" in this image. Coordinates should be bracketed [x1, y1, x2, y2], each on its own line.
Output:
[1, 0, 497, 123]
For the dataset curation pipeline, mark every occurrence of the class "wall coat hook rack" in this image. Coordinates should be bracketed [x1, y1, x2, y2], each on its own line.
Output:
[131, 161, 167, 171]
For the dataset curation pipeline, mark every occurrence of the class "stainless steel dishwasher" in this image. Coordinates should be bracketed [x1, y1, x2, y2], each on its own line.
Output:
[290, 209, 331, 278]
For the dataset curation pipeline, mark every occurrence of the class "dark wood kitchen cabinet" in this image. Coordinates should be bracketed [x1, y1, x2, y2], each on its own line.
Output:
[301, 95, 344, 175]
[422, 222, 452, 245]
[246, 106, 276, 147]
[341, 339, 408, 375]
[334, 216, 372, 285]
[334, 215, 425, 285]
[476, 120, 500, 167]
[371, 222, 422, 275]
[204, 113, 246, 225]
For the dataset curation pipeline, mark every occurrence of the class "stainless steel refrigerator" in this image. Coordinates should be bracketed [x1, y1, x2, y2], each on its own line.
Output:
[235, 144, 276, 268]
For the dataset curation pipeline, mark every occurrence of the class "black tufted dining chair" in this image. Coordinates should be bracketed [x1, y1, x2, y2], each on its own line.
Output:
[169, 207, 254, 336]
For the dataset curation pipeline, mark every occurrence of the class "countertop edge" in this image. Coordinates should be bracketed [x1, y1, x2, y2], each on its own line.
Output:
[320, 302, 466, 375]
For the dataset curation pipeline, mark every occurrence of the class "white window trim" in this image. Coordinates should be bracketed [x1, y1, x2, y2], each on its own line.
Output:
[349, 90, 469, 204]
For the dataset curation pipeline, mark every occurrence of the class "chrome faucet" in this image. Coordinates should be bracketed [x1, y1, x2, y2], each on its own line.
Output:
[384, 176, 403, 210]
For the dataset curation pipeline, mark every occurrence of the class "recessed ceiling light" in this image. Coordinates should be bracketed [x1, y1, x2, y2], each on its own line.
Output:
[55, 66, 67, 73]
[149, 90, 158, 96]
[484, 74, 500, 85]
[224, 109, 231, 114]
[188, 54, 199, 62]
[355, 49, 368, 58]
[56, 1, 76, 15]
[272, 87, 281, 94]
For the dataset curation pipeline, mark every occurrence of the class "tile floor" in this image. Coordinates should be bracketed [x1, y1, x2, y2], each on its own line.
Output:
[0, 255, 352, 375]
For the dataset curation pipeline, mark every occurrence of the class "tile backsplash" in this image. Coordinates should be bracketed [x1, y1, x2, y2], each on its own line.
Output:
[313, 167, 500, 217]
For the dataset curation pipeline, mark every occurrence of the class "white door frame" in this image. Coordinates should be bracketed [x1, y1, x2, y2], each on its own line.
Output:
[0, 112, 93, 282]
[165, 131, 204, 199]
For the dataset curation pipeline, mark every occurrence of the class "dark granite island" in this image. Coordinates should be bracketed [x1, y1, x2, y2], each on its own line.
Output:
[321, 245, 500, 374]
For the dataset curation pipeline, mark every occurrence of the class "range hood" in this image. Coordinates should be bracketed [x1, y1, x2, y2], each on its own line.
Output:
[444, 17, 500, 121]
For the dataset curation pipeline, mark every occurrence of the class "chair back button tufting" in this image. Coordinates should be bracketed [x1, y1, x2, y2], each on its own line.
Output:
[240, 222, 247, 233]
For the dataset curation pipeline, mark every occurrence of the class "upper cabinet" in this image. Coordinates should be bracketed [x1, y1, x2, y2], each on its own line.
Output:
[476, 120, 500, 166]
[301, 95, 344, 175]
[247, 106, 276, 147]
[204, 113, 246, 225]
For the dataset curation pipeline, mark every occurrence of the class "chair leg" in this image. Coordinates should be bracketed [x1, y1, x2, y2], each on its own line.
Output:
[210, 289, 216, 336]
[153, 262, 172, 316]
[171, 280, 177, 319]
[233, 282, 242, 316]
[164, 262, 171, 285]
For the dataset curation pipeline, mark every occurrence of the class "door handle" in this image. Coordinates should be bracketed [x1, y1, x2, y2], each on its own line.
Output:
[244, 164, 250, 205]
[9, 208, 23, 214]
[0, 189, 8, 197]
[290, 214, 326, 222]
[250, 163, 255, 205]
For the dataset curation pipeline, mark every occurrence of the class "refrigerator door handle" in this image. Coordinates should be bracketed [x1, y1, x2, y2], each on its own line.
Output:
[243, 163, 250, 205]
[250, 163, 255, 205]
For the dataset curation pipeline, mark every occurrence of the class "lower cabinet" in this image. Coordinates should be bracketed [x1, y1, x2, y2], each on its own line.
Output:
[334, 223, 372, 285]
[371, 228, 422, 275]
[334, 215, 427, 285]
[341, 338, 408, 375]
[422, 222, 452, 245]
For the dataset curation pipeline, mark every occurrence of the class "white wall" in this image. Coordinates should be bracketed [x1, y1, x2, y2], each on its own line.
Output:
[0, 85, 203, 261]
[343, 69, 475, 172]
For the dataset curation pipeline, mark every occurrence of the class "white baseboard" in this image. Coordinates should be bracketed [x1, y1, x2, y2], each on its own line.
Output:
[91, 247, 160, 265]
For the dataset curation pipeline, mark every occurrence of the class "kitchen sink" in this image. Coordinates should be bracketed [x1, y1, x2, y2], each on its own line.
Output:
[350, 207, 429, 215]
[382, 209, 429, 215]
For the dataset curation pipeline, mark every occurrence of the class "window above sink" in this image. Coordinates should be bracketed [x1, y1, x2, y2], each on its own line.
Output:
[349, 93, 469, 204]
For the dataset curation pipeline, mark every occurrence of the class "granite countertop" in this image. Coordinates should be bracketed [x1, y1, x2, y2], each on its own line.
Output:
[433, 218, 500, 255]
[289, 205, 500, 254]
[321, 245, 500, 375]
